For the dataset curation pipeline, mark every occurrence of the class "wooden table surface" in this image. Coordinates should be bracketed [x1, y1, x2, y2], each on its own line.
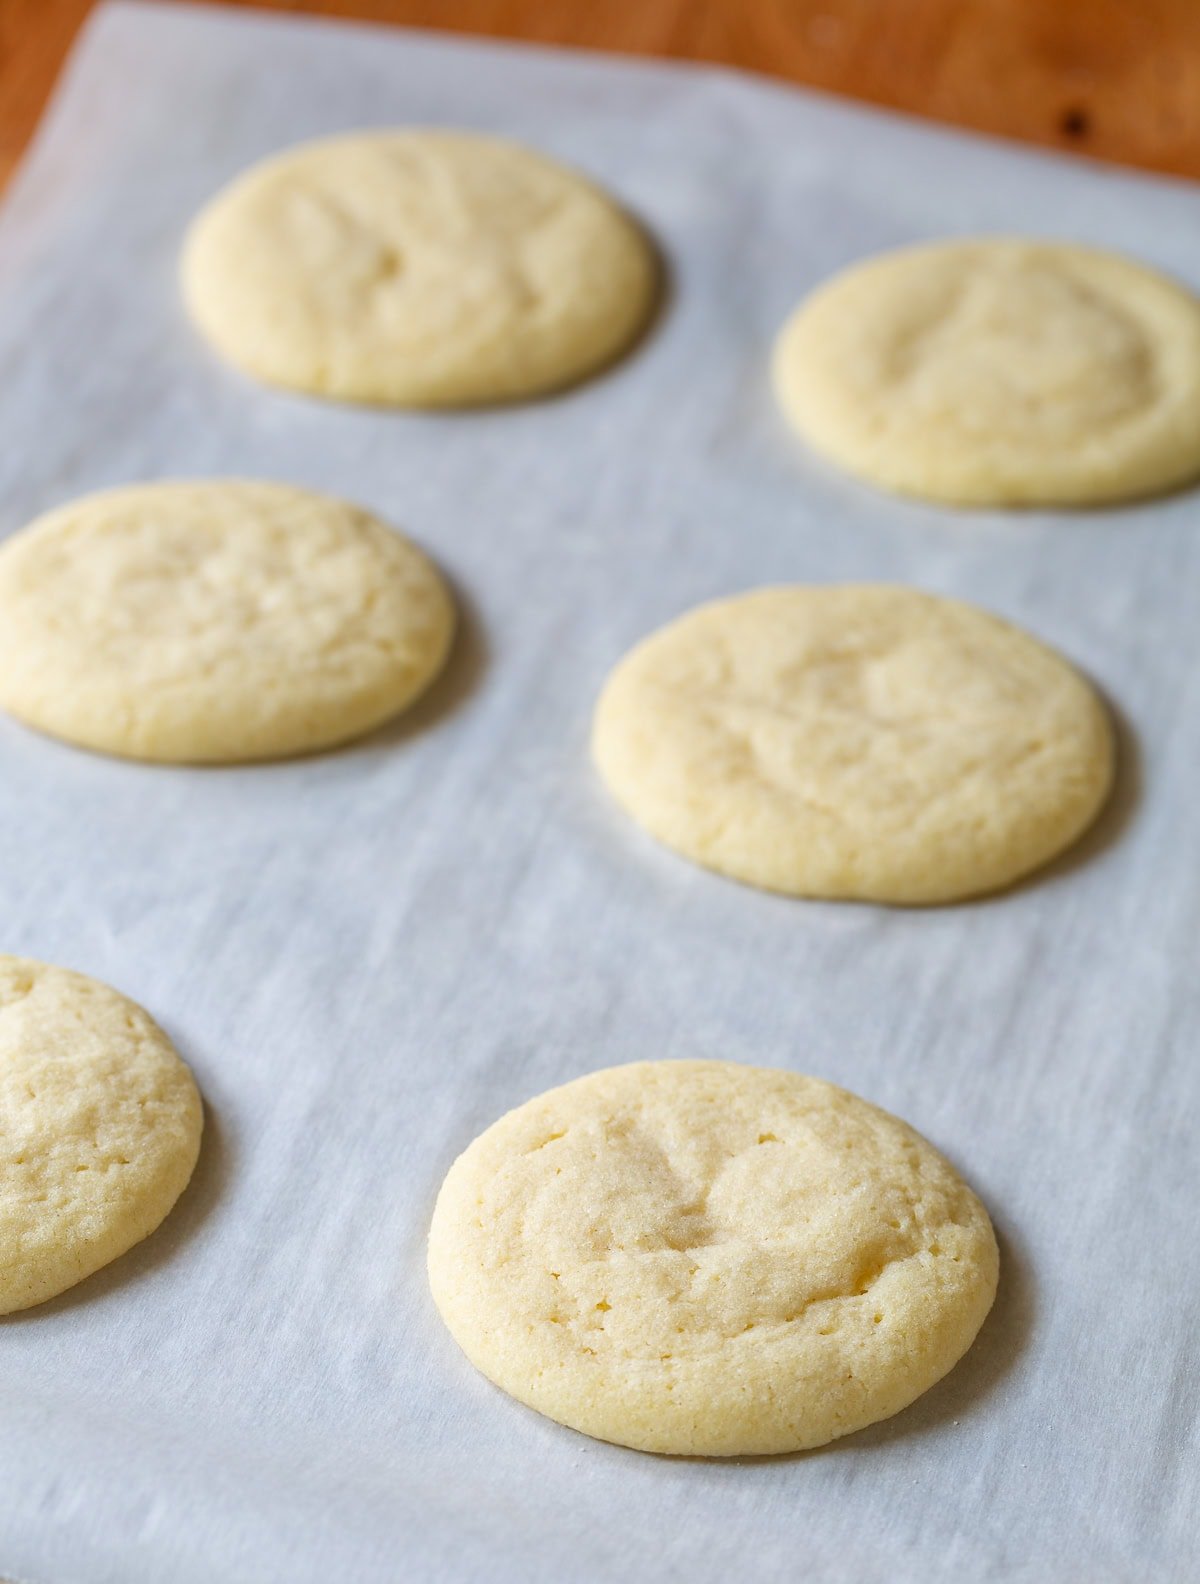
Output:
[2, 0, 1200, 189]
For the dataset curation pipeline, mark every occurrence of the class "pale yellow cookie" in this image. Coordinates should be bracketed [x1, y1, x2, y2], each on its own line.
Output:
[0, 481, 455, 762]
[182, 130, 658, 406]
[773, 239, 1200, 505]
[0, 956, 203, 1314]
[428, 1060, 998, 1455]
[592, 585, 1113, 904]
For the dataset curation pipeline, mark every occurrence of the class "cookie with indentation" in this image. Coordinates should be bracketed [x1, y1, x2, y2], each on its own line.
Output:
[0, 956, 203, 1314]
[773, 239, 1200, 505]
[0, 480, 454, 762]
[182, 130, 658, 406]
[428, 1060, 998, 1455]
[592, 584, 1113, 903]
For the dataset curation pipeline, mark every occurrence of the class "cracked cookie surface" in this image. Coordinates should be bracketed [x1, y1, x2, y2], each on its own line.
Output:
[428, 1060, 998, 1454]
[592, 584, 1113, 903]
[0, 956, 203, 1314]
[182, 130, 657, 406]
[0, 480, 454, 761]
[773, 239, 1200, 505]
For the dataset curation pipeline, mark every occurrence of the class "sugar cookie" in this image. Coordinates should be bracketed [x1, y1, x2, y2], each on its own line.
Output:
[592, 585, 1113, 903]
[0, 956, 203, 1314]
[428, 1060, 998, 1455]
[0, 481, 455, 762]
[182, 130, 658, 406]
[774, 239, 1200, 505]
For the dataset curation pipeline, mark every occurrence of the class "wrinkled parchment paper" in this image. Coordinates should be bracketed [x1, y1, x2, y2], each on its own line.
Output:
[0, 5, 1197, 1580]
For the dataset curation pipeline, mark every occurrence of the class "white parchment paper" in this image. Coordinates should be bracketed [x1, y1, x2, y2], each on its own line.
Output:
[0, 4, 1197, 1580]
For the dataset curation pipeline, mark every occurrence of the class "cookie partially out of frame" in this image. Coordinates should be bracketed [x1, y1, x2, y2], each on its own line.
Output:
[0, 956, 203, 1314]
[428, 1060, 998, 1455]
[774, 239, 1200, 505]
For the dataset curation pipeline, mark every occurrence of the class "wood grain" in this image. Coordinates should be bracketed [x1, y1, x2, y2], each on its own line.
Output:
[2, 0, 1200, 190]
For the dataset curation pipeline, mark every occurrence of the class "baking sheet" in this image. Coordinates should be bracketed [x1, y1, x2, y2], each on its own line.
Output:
[0, 4, 1197, 1580]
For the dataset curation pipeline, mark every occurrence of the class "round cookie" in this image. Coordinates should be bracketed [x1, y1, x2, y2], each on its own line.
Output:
[0, 480, 455, 762]
[182, 130, 658, 406]
[773, 239, 1200, 506]
[428, 1060, 998, 1456]
[592, 585, 1113, 904]
[0, 956, 203, 1314]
